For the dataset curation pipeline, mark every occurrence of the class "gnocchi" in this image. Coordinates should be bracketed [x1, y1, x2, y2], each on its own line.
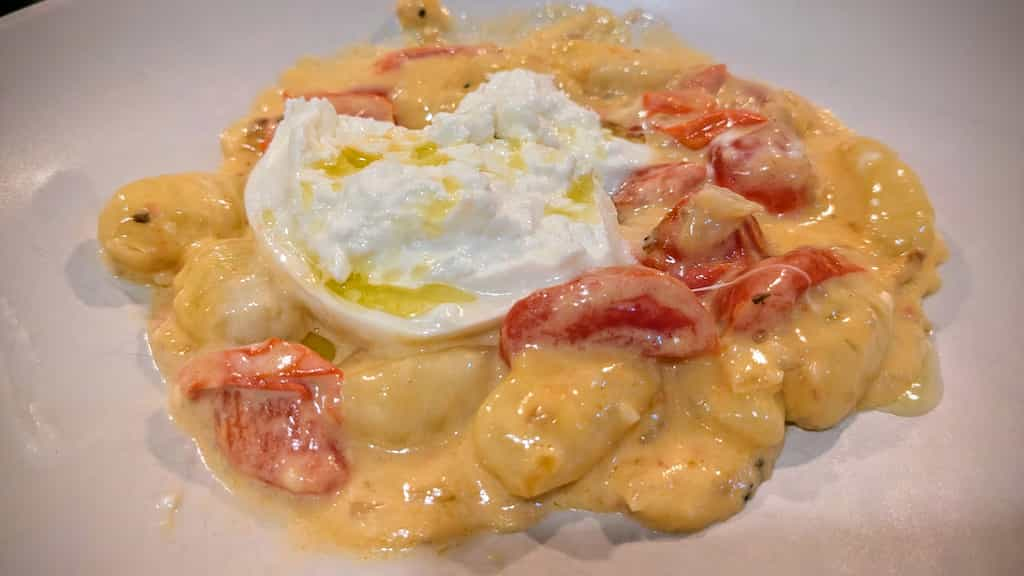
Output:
[173, 237, 302, 345]
[473, 348, 660, 498]
[97, 173, 245, 283]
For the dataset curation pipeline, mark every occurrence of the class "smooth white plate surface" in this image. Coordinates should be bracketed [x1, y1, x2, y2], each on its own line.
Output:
[1, 1, 1022, 574]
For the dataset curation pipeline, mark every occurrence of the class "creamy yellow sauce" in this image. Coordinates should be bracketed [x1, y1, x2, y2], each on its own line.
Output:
[97, 2, 945, 556]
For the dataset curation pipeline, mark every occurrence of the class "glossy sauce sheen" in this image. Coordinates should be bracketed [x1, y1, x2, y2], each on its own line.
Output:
[98, 1, 945, 555]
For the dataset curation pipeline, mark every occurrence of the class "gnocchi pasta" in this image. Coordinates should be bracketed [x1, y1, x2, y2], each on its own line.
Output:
[97, 173, 245, 283]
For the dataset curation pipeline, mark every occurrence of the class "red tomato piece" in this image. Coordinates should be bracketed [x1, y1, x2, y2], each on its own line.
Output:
[500, 267, 718, 363]
[602, 65, 727, 137]
[373, 44, 494, 72]
[642, 88, 716, 115]
[178, 339, 348, 494]
[647, 219, 766, 291]
[612, 162, 707, 218]
[677, 258, 747, 291]
[641, 189, 767, 291]
[657, 109, 767, 150]
[715, 247, 862, 333]
[710, 121, 815, 213]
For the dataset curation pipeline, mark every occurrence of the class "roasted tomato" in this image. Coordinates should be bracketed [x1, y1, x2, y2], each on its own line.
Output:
[613, 162, 707, 219]
[710, 121, 815, 213]
[500, 266, 718, 363]
[715, 247, 862, 333]
[642, 88, 717, 116]
[178, 338, 348, 494]
[642, 186, 767, 290]
[657, 109, 767, 150]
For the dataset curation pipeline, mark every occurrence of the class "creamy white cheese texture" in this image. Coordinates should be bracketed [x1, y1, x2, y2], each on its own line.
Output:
[246, 69, 651, 339]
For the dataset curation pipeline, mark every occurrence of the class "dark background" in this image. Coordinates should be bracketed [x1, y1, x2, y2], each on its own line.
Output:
[4, 0, 37, 17]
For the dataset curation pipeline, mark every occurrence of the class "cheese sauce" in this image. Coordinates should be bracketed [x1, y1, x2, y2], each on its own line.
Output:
[98, 2, 945, 556]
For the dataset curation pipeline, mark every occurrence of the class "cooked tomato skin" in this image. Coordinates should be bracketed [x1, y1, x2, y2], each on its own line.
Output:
[657, 109, 767, 150]
[500, 266, 718, 363]
[710, 122, 815, 213]
[178, 338, 348, 494]
[643, 215, 766, 291]
[715, 247, 862, 333]
[612, 162, 707, 218]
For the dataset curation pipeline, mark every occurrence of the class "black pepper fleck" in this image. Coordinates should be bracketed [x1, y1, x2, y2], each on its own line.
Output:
[418, 7, 427, 18]
[131, 211, 151, 224]
[751, 292, 770, 304]
[463, 82, 471, 89]
[755, 457, 765, 469]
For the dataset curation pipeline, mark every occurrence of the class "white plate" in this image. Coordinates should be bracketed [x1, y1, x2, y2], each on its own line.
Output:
[1, 1, 1022, 574]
